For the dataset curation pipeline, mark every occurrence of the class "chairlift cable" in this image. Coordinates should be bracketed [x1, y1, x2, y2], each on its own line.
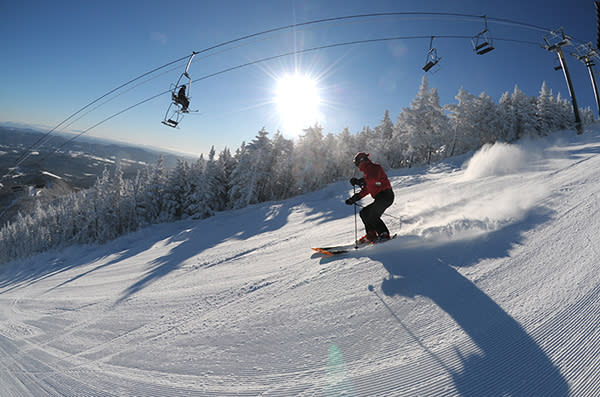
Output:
[61, 65, 183, 134]
[34, 90, 171, 167]
[55, 33, 543, 145]
[193, 34, 541, 83]
[6, 56, 192, 178]
[20, 33, 548, 162]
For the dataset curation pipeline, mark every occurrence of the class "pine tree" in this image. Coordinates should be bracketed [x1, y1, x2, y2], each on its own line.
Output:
[228, 129, 276, 208]
[270, 132, 295, 200]
[185, 155, 206, 218]
[554, 93, 575, 130]
[397, 75, 449, 165]
[215, 147, 235, 211]
[510, 85, 537, 139]
[580, 107, 596, 125]
[165, 159, 190, 220]
[145, 156, 169, 223]
[372, 110, 395, 168]
[133, 167, 151, 227]
[446, 88, 478, 155]
[334, 127, 358, 174]
[428, 87, 451, 161]
[245, 128, 275, 204]
[199, 147, 220, 218]
[228, 143, 251, 209]
[498, 91, 517, 142]
[474, 92, 501, 144]
[536, 81, 555, 135]
[293, 124, 331, 191]
[390, 118, 410, 168]
[92, 167, 113, 242]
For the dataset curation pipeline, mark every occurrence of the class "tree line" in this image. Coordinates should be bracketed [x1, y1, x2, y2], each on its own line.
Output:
[0, 76, 595, 263]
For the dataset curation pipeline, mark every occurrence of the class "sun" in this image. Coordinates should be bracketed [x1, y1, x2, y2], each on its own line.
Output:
[274, 73, 322, 136]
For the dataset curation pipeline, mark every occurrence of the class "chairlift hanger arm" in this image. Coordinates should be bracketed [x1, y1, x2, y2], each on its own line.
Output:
[478, 15, 489, 34]
[184, 52, 198, 77]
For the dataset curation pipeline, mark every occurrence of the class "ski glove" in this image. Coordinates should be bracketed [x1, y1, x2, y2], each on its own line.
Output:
[350, 177, 366, 188]
[345, 193, 361, 205]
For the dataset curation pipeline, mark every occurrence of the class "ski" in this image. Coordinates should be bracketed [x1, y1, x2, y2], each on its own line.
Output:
[312, 234, 397, 256]
[311, 244, 361, 256]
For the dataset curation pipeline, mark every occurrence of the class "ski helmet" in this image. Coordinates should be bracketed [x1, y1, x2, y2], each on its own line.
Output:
[353, 152, 369, 166]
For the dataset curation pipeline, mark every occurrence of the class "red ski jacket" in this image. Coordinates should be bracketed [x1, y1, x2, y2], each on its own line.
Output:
[357, 160, 392, 199]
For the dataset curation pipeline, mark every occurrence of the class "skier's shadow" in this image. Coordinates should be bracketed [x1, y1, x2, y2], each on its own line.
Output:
[113, 185, 352, 304]
[371, 209, 569, 396]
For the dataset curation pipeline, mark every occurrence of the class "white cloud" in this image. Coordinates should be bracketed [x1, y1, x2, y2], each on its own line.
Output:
[151, 32, 168, 45]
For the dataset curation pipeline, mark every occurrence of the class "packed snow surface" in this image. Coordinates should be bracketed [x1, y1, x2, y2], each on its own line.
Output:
[2, 126, 600, 395]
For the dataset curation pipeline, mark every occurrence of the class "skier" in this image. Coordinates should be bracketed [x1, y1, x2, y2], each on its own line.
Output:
[176, 85, 190, 112]
[345, 152, 394, 243]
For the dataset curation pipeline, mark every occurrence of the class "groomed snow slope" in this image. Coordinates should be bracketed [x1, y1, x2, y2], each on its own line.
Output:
[2, 126, 600, 395]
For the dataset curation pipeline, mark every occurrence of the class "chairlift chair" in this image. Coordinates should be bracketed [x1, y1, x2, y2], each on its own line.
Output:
[472, 16, 495, 55]
[423, 37, 441, 72]
[161, 52, 198, 128]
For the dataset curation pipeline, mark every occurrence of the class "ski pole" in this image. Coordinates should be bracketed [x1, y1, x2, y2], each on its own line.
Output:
[353, 184, 358, 249]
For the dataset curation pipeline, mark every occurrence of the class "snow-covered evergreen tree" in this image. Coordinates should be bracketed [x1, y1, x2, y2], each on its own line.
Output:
[245, 128, 275, 204]
[270, 132, 295, 200]
[396, 75, 449, 165]
[474, 92, 502, 144]
[228, 143, 252, 209]
[446, 88, 478, 155]
[498, 91, 517, 142]
[198, 146, 220, 218]
[164, 159, 190, 220]
[93, 168, 115, 242]
[293, 124, 332, 191]
[554, 93, 576, 130]
[510, 85, 537, 139]
[185, 155, 206, 218]
[580, 107, 596, 125]
[215, 147, 235, 211]
[536, 81, 557, 135]
[390, 118, 410, 168]
[227, 128, 277, 209]
[141, 156, 169, 224]
[334, 127, 358, 173]
[372, 110, 395, 168]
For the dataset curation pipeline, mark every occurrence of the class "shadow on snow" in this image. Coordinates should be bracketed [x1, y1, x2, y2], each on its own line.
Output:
[0, 182, 352, 303]
[113, 188, 352, 303]
[349, 207, 568, 395]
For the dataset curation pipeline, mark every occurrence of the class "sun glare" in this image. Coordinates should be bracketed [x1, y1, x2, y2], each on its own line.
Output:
[274, 73, 322, 136]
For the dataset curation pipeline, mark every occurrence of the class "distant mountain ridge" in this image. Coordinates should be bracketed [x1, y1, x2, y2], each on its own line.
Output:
[0, 126, 197, 226]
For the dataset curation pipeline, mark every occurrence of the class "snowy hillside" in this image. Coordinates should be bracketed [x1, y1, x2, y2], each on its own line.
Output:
[2, 125, 600, 395]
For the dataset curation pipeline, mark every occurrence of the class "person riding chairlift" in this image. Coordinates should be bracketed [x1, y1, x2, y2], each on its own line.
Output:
[176, 85, 190, 112]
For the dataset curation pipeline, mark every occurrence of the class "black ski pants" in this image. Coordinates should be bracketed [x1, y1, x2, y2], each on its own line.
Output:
[359, 188, 394, 235]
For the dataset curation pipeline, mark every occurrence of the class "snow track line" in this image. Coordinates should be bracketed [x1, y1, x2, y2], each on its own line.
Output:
[537, 281, 600, 393]
[0, 333, 109, 396]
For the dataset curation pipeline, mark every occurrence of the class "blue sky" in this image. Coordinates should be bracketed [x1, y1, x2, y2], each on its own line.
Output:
[0, 0, 596, 157]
